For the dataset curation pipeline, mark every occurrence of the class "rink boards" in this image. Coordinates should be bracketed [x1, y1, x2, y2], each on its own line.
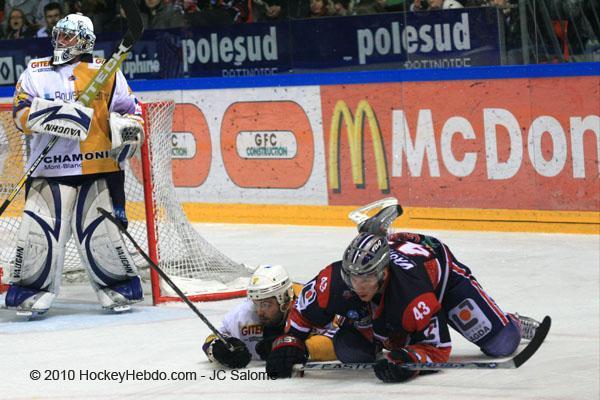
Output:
[0, 63, 598, 233]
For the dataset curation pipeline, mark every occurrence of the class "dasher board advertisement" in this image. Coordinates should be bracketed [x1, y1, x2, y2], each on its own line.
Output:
[290, 7, 502, 71]
[0, 8, 502, 85]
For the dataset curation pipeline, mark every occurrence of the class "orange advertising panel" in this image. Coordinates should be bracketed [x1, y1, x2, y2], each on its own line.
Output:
[171, 103, 211, 187]
[221, 101, 314, 188]
[130, 103, 211, 188]
[322, 76, 599, 211]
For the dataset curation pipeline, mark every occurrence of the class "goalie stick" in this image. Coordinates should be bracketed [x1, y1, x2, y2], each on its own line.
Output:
[97, 207, 236, 352]
[0, 0, 143, 218]
[295, 316, 551, 374]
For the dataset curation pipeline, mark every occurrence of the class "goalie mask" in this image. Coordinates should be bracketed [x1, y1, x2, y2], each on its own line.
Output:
[247, 264, 293, 311]
[52, 13, 96, 65]
[341, 233, 389, 290]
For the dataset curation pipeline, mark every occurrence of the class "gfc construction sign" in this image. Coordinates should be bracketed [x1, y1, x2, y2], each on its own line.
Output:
[322, 77, 599, 212]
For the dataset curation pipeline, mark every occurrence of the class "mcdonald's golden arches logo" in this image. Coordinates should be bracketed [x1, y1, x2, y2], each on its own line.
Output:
[328, 99, 389, 192]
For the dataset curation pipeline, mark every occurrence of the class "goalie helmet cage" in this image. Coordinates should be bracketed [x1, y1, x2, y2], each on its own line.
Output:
[0, 101, 251, 303]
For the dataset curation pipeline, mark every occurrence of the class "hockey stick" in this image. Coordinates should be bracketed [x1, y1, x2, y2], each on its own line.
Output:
[295, 316, 551, 374]
[0, 0, 143, 218]
[97, 207, 236, 352]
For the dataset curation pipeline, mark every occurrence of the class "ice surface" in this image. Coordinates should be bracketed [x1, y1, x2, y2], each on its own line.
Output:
[1, 224, 598, 400]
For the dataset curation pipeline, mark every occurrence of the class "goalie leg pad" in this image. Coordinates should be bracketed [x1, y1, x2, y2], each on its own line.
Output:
[71, 177, 143, 307]
[5, 179, 77, 311]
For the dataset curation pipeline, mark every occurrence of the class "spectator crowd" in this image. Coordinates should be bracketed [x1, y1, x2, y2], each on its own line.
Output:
[0, 0, 597, 63]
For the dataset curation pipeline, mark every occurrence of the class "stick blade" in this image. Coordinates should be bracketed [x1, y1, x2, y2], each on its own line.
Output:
[512, 315, 552, 368]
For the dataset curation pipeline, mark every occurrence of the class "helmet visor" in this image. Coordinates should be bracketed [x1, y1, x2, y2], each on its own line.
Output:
[53, 29, 78, 48]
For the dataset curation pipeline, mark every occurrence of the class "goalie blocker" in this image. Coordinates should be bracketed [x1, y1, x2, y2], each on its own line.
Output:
[27, 98, 94, 142]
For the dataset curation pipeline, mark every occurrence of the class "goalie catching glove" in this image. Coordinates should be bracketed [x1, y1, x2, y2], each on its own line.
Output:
[203, 334, 252, 369]
[109, 112, 144, 162]
[27, 97, 93, 141]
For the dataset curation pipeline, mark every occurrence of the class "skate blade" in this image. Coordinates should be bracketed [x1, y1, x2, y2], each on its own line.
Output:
[16, 309, 47, 318]
[106, 304, 132, 313]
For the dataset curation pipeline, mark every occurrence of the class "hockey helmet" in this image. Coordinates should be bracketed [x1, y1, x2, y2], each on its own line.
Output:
[341, 233, 389, 289]
[52, 13, 96, 65]
[247, 264, 294, 309]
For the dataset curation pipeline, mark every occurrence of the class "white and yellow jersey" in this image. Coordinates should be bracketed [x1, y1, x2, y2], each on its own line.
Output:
[205, 284, 338, 362]
[13, 56, 141, 178]
[217, 299, 265, 360]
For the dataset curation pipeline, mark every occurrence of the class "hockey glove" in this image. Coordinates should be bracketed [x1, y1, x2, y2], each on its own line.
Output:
[265, 335, 307, 378]
[255, 335, 277, 361]
[109, 112, 144, 162]
[374, 348, 419, 383]
[27, 98, 93, 141]
[204, 335, 252, 369]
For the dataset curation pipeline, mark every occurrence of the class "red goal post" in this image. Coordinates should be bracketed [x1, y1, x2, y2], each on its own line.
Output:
[0, 101, 251, 304]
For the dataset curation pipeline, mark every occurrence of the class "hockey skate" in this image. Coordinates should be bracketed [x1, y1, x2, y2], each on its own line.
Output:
[510, 313, 541, 341]
[349, 197, 403, 235]
[4, 285, 56, 319]
[96, 276, 143, 313]
[97, 288, 137, 313]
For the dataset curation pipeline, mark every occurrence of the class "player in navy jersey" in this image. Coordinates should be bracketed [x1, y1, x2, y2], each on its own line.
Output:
[265, 204, 541, 382]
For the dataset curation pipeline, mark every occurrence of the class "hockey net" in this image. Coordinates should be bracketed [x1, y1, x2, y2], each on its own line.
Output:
[0, 101, 251, 303]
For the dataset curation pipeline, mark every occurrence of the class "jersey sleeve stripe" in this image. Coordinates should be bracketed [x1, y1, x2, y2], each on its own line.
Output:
[289, 319, 312, 333]
[451, 261, 509, 325]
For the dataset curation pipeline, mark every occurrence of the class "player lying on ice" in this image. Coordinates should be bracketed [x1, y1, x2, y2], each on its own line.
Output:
[203, 264, 338, 369]
[265, 200, 542, 382]
[5, 13, 145, 316]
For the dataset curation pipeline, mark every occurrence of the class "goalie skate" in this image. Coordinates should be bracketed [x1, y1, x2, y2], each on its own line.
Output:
[96, 277, 143, 312]
[16, 309, 48, 319]
[107, 304, 132, 313]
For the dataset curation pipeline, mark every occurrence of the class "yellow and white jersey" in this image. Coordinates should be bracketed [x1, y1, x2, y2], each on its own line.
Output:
[217, 299, 265, 360]
[13, 56, 141, 178]
[207, 283, 337, 361]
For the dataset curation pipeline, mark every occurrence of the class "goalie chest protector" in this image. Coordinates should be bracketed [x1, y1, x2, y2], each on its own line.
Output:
[14, 56, 138, 178]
